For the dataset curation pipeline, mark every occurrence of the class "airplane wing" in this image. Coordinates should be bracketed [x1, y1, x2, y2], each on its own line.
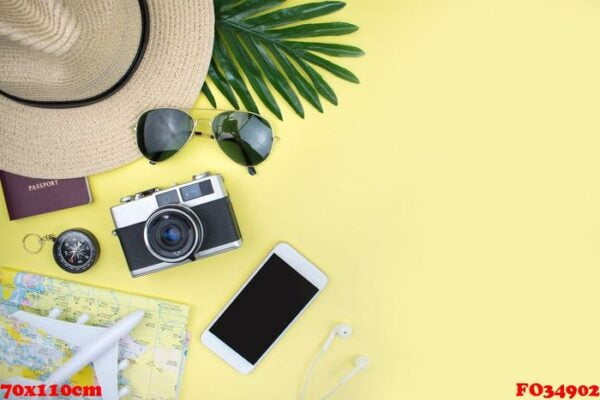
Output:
[10, 311, 106, 348]
[8, 310, 140, 399]
[92, 344, 119, 400]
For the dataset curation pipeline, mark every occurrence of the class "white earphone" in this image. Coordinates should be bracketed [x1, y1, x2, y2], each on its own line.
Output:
[298, 324, 369, 400]
[322, 323, 352, 351]
[341, 355, 370, 384]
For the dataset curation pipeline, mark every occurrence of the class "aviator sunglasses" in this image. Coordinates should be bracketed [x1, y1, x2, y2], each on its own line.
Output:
[135, 108, 275, 175]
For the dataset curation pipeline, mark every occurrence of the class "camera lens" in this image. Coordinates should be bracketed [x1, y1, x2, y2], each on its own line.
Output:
[144, 205, 204, 263]
[161, 226, 182, 245]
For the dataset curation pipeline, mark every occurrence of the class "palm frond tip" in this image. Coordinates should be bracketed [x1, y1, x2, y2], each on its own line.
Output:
[204, 0, 363, 120]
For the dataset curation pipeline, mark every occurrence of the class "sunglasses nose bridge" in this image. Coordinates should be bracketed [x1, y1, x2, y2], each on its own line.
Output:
[193, 118, 214, 137]
[194, 131, 215, 140]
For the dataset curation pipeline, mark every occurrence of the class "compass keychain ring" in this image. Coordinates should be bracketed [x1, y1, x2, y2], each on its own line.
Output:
[23, 228, 100, 273]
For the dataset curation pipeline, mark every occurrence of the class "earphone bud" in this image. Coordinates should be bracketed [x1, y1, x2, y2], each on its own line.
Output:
[319, 355, 371, 399]
[339, 355, 370, 384]
[322, 323, 352, 351]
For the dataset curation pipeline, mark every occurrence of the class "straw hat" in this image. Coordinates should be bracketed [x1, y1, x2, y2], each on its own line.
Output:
[0, 0, 214, 178]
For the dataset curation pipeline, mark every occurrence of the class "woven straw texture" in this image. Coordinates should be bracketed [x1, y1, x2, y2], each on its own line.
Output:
[0, 0, 214, 178]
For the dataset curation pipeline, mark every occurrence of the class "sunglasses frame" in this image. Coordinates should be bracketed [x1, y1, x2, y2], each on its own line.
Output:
[132, 108, 278, 175]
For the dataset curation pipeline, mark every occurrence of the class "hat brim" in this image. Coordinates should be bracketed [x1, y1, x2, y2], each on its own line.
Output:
[0, 0, 214, 179]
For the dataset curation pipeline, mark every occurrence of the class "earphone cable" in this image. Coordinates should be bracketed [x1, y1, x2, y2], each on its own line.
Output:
[297, 348, 326, 400]
[319, 381, 345, 400]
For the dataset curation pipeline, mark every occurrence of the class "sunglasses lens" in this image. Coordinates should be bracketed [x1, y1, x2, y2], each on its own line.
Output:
[137, 108, 194, 162]
[212, 111, 273, 167]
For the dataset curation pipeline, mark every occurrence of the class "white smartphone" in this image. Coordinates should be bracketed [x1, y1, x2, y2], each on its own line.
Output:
[201, 242, 328, 374]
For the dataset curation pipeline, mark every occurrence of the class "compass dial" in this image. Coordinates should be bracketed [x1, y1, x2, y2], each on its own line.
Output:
[53, 229, 99, 273]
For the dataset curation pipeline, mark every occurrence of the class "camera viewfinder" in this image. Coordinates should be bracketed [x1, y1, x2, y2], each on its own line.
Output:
[156, 190, 180, 206]
[180, 180, 214, 201]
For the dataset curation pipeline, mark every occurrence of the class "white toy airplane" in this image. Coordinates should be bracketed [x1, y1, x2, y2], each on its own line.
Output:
[2, 308, 145, 400]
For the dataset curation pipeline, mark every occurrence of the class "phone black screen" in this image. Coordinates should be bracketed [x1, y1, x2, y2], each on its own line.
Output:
[209, 253, 319, 364]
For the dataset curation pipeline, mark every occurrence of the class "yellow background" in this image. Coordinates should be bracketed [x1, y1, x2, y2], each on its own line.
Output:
[2, 0, 600, 398]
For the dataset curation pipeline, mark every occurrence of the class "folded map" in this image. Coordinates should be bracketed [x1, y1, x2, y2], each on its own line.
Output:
[0, 267, 190, 400]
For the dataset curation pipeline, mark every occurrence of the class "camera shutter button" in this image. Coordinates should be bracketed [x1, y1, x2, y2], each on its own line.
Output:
[193, 172, 210, 180]
[134, 187, 160, 200]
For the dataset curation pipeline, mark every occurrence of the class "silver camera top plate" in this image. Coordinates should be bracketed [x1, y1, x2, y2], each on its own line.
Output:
[110, 172, 228, 229]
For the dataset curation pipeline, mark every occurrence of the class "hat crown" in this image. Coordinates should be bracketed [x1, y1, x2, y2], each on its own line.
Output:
[0, 0, 215, 179]
[0, 0, 142, 104]
[0, 0, 80, 57]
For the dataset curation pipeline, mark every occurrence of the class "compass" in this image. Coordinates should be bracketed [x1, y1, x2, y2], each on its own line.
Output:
[52, 229, 100, 273]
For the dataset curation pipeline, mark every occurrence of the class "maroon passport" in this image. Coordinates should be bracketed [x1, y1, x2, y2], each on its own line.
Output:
[0, 171, 92, 220]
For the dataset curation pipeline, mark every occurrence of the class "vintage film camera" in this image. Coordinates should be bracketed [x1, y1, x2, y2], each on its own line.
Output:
[110, 172, 242, 277]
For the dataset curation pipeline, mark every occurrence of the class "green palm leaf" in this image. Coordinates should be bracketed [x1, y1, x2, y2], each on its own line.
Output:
[204, 0, 363, 120]
[245, 1, 346, 29]
[207, 63, 239, 109]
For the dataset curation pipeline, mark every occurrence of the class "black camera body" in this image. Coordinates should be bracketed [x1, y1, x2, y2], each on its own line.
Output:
[110, 172, 242, 277]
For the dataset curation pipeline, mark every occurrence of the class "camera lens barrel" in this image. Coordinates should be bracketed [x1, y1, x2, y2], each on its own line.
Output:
[143, 205, 204, 263]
